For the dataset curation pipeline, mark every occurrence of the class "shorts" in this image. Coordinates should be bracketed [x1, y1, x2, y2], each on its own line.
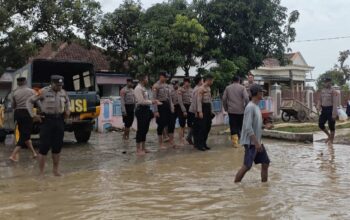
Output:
[14, 109, 33, 148]
[39, 116, 64, 155]
[178, 104, 193, 128]
[243, 144, 270, 169]
[319, 106, 336, 131]
[122, 104, 135, 128]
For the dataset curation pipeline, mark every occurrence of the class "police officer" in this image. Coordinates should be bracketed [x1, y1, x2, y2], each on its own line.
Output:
[28, 75, 70, 176]
[120, 78, 136, 140]
[193, 74, 214, 151]
[178, 78, 193, 144]
[134, 74, 161, 156]
[9, 77, 37, 162]
[222, 76, 249, 148]
[152, 71, 174, 149]
[317, 77, 339, 144]
[245, 72, 256, 100]
[188, 75, 203, 146]
[168, 81, 181, 146]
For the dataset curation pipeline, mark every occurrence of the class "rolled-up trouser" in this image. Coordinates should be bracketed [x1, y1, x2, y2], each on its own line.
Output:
[14, 109, 33, 148]
[229, 113, 244, 137]
[122, 104, 135, 128]
[179, 104, 193, 128]
[168, 104, 181, 134]
[319, 106, 336, 131]
[39, 115, 64, 155]
[135, 106, 153, 143]
[156, 101, 171, 135]
[193, 103, 212, 148]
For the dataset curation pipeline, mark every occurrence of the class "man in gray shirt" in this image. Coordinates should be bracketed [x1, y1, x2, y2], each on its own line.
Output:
[234, 84, 272, 183]
[222, 76, 249, 148]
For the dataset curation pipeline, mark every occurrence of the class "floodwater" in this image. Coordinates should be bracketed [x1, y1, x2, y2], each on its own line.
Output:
[0, 129, 350, 220]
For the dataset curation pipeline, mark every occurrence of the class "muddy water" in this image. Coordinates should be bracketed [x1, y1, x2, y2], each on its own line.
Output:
[0, 130, 350, 220]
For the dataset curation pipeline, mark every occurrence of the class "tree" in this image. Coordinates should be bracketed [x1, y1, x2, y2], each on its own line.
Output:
[171, 14, 208, 76]
[316, 70, 348, 90]
[99, 0, 142, 73]
[193, 0, 299, 76]
[338, 50, 350, 81]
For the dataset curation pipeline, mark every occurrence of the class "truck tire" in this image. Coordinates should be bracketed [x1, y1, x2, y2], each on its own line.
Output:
[74, 124, 92, 143]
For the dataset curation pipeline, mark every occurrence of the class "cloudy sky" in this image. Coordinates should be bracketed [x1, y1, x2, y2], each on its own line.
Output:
[99, 0, 350, 79]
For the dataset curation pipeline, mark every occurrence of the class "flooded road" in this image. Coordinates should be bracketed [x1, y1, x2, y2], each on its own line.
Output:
[1, 129, 350, 219]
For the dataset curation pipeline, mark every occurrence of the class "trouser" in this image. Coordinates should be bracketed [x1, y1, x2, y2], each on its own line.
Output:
[229, 113, 244, 137]
[319, 106, 336, 131]
[168, 104, 181, 134]
[14, 109, 33, 148]
[122, 104, 135, 128]
[39, 115, 64, 155]
[135, 106, 153, 143]
[156, 101, 171, 135]
[193, 103, 212, 148]
[179, 104, 193, 128]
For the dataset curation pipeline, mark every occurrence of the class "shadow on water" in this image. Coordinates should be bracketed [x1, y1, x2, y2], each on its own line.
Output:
[0, 129, 350, 219]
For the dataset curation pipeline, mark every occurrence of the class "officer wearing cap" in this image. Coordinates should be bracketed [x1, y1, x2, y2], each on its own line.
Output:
[9, 77, 37, 162]
[178, 78, 193, 144]
[317, 77, 339, 144]
[152, 71, 174, 149]
[27, 75, 70, 176]
[188, 75, 203, 145]
[120, 78, 136, 140]
[193, 74, 214, 151]
[168, 80, 181, 146]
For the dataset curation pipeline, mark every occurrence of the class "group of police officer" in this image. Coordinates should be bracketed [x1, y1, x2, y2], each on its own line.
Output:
[9, 71, 340, 174]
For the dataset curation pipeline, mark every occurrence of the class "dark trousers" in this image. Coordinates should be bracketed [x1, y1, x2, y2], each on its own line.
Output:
[229, 113, 244, 137]
[319, 106, 336, 131]
[39, 115, 64, 155]
[156, 101, 171, 135]
[14, 109, 33, 148]
[135, 106, 153, 143]
[193, 103, 212, 148]
[122, 104, 135, 128]
[168, 104, 181, 134]
[179, 104, 193, 128]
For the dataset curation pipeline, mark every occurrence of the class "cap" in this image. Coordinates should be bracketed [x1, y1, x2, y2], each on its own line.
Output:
[159, 71, 169, 78]
[16, 77, 26, 82]
[183, 77, 190, 83]
[126, 78, 133, 82]
[51, 75, 64, 85]
[324, 77, 332, 82]
[171, 80, 179, 85]
[250, 84, 264, 96]
[204, 73, 214, 81]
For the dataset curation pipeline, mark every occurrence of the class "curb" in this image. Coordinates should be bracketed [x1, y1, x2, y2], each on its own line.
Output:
[263, 130, 313, 142]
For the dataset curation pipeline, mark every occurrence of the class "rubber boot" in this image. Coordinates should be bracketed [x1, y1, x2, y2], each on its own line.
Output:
[231, 134, 241, 148]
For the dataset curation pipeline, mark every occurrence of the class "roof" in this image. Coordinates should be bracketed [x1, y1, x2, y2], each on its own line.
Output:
[261, 52, 314, 69]
[30, 42, 111, 71]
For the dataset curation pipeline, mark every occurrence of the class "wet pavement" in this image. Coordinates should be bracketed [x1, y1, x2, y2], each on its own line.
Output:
[1, 128, 350, 219]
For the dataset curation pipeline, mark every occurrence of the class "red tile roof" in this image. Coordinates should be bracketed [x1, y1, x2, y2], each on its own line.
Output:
[30, 42, 111, 71]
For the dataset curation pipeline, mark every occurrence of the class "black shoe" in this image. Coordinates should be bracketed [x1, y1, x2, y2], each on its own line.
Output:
[197, 147, 206, 151]
[204, 146, 211, 150]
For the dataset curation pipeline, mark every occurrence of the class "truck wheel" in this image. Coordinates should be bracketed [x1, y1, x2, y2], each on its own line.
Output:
[0, 129, 6, 142]
[74, 125, 92, 143]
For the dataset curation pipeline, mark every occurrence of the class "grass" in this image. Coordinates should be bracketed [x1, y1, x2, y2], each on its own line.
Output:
[272, 121, 350, 133]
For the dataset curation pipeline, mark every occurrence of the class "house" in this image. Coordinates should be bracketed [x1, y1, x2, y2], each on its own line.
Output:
[174, 58, 218, 79]
[31, 42, 130, 97]
[250, 52, 314, 95]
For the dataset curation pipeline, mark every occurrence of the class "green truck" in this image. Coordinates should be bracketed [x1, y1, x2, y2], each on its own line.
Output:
[0, 59, 100, 143]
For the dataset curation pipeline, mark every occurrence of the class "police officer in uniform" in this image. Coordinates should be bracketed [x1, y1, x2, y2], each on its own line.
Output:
[245, 72, 256, 100]
[193, 74, 214, 151]
[317, 77, 338, 144]
[178, 78, 193, 144]
[188, 75, 203, 146]
[134, 74, 161, 156]
[222, 76, 249, 148]
[120, 78, 136, 140]
[168, 81, 181, 146]
[152, 71, 174, 149]
[28, 75, 70, 176]
[9, 77, 37, 162]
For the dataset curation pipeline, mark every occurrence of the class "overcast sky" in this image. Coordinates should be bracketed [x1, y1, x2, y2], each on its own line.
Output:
[99, 0, 350, 80]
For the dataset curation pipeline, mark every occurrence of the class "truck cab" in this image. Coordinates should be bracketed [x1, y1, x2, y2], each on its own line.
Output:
[0, 59, 100, 143]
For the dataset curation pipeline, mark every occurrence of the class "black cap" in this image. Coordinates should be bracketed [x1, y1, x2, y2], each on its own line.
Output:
[183, 77, 190, 83]
[51, 75, 64, 85]
[204, 73, 214, 81]
[16, 77, 26, 82]
[171, 80, 179, 85]
[250, 84, 264, 96]
[159, 71, 169, 78]
[324, 77, 332, 82]
[232, 75, 240, 82]
[126, 78, 133, 82]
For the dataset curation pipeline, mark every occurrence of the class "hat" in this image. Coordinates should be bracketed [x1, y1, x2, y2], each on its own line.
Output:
[204, 73, 214, 81]
[324, 77, 332, 82]
[250, 84, 264, 96]
[183, 77, 190, 83]
[51, 75, 64, 85]
[159, 71, 169, 78]
[16, 77, 26, 82]
[126, 78, 133, 82]
[171, 80, 179, 85]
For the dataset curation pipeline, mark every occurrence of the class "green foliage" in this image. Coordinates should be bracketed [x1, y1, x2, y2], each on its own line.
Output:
[316, 70, 347, 90]
[209, 59, 239, 94]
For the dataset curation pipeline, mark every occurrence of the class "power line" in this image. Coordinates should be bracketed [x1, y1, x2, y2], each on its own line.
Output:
[292, 35, 350, 43]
